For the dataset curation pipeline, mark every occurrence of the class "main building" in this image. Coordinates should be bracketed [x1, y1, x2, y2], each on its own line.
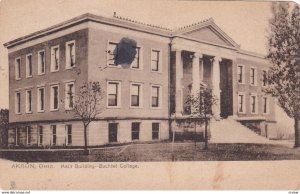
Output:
[4, 13, 276, 147]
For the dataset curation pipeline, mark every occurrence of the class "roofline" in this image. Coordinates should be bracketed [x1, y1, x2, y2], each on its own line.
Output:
[3, 13, 172, 49]
[238, 49, 267, 59]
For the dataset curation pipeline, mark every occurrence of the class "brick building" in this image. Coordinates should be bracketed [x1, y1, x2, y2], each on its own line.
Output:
[4, 13, 275, 147]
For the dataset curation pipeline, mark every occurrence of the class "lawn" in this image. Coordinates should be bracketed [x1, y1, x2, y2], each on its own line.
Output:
[1, 142, 300, 162]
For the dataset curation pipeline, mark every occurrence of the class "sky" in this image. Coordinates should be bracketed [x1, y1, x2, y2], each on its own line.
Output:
[0, 0, 277, 109]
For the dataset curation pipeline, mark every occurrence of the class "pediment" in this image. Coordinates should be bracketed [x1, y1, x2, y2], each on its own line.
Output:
[174, 19, 240, 49]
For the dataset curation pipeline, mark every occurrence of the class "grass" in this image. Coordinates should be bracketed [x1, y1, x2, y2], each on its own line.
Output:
[1, 142, 300, 162]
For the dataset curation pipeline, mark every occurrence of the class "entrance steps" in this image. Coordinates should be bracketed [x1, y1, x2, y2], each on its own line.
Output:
[210, 117, 291, 146]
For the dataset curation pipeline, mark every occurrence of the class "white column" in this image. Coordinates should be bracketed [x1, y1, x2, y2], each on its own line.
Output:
[175, 49, 183, 116]
[212, 56, 221, 118]
[192, 52, 202, 94]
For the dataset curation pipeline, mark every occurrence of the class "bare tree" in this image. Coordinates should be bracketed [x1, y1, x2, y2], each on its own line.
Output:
[185, 87, 217, 149]
[267, 2, 300, 147]
[67, 81, 103, 152]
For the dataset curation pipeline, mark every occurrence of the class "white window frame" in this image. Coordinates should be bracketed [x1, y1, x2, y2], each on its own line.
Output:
[25, 89, 33, 114]
[152, 122, 160, 140]
[130, 82, 143, 108]
[250, 66, 257, 86]
[151, 48, 162, 73]
[263, 96, 270, 115]
[65, 124, 72, 145]
[15, 91, 21, 114]
[15, 128, 18, 146]
[250, 94, 258, 114]
[15, 57, 21, 80]
[38, 50, 46, 75]
[106, 41, 120, 68]
[26, 126, 31, 145]
[65, 40, 76, 69]
[25, 54, 33, 78]
[50, 45, 60, 72]
[237, 64, 245, 84]
[150, 84, 162, 109]
[38, 126, 43, 145]
[106, 81, 122, 108]
[238, 92, 246, 114]
[130, 45, 143, 70]
[50, 84, 60, 111]
[65, 81, 75, 110]
[51, 125, 57, 146]
[37, 87, 45, 113]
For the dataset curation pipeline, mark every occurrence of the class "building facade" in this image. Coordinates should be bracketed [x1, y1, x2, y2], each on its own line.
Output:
[4, 13, 276, 147]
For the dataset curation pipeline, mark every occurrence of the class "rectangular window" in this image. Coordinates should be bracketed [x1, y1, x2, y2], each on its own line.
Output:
[131, 47, 140, 69]
[38, 126, 43, 145]
[151, 50, 160, 72]
[26, 126, 31, 145]
[51, 45, 60, 72]
[237, 65, 244, 83]
[250, 95, 257, 114]
[131, 83, 142, 107]
[37, 87, 45, 112]
[15, 92, 21, 114]
[51, 125, 57, 145]
[262, 70, 268, 87]
[108, 123, 118, 143]
[131, 122, 140, 140]
[38, 50, 45, 75]
[15, 58, 21, 80]
[151, 86, 160, 108]
[26, 54, 33, 77]
[65, 82, 75, 110]
[51, 85, 59, 111]
[152, 123, 159, 140]
[26, 90, 32, 113]
[107, 42, 118, 66]
[263, 97, 269, 114]
[66, 125, 72, 145]
[238, 94, 245, 113]
[107, 82, 120, 107]
[66, 40, 76, 69]
[250, 67, 256, 85]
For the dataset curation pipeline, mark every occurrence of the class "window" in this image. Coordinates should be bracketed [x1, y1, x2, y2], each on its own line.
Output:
[66, 125, 72, 145]
[107, 42, 118, 66]
[37, 87, 45, 112]
[237, 65, 244, 83]
[15, 58, 21, 80]
[131, 122, 140, 140]
[38, 126, 43, 145]
[152, 123, 160, 140]
[38, 50, 45, 75]
[51, 45, 60, 72]
[151, 86, 161, 108]
[108, 123, 118, 143]
[250, 95, 257, 114]
[130, 83, 142, 107]
[25, 90, 32, 113]
[107, 81, 120, 107]
[66, 40, 76, 69]
[51, 125, 57, 145]
[238, 93, 245, 113]
[15, 92, 21, 114]
[263, 97, 269, 114]
[262, 70, 268, 87]
[250, 67, 256, 85]
[131, 46, 140, 69]
[15, 128, 19, 146]
[50, 85, 59, 111]
[26, 126, 31, 145]
[26, 54, 33, 78]
[151, 50, 160, 72]
[65, 82, 75, 110]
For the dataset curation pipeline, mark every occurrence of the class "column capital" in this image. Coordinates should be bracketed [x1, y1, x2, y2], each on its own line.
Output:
[212, 56, 222, 63]
[193, 52, 203, 59]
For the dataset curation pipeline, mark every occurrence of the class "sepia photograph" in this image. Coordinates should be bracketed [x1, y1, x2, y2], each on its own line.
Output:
[0, 0, 299, 190]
